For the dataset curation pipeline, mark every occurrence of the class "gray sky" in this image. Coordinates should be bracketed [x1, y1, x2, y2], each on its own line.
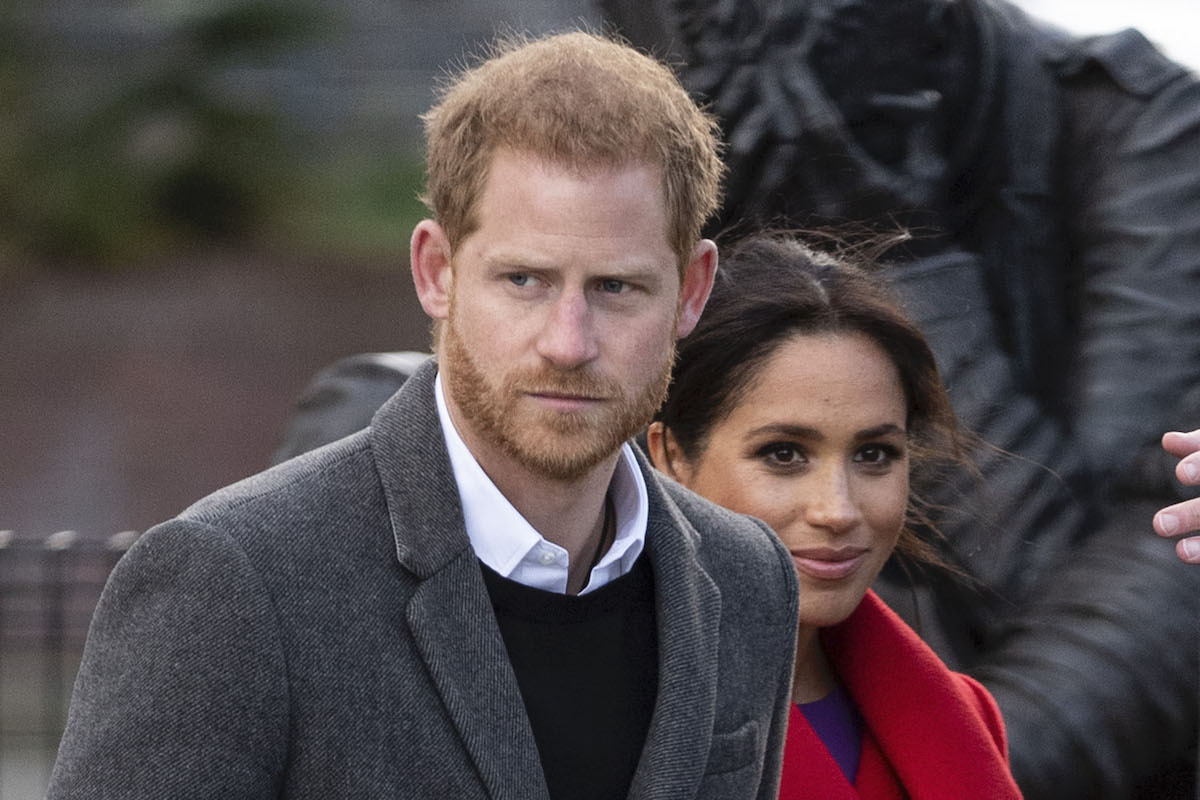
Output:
[1012, 0, 1199, 70]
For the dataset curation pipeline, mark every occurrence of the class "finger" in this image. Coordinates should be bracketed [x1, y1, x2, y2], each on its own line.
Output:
[1177, 451, 1200, 486]
[1177, 536, 1200, 565]
[1162, 429, 1200, 458]
[1155, 498, 1200, 538]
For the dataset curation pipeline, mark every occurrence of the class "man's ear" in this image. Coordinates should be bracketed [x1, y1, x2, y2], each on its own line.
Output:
[675, 238, 718, 339]
[411, 219, 454, 320]
[646, 421, 694, 485]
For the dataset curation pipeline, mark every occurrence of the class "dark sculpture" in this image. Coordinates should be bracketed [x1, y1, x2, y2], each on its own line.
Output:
[595, 0, 1200, 797]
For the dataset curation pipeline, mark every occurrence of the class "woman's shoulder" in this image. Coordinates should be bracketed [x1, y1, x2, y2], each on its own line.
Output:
[949, 671, 1009, 760]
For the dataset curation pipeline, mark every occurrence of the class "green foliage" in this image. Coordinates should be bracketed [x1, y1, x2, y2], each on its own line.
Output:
[0, 0, 331, 272]
[187, 0, 327, 55]
[284, 151, 429, 265]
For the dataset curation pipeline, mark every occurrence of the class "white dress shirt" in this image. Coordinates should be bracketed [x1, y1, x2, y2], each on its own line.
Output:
[435, 373, 648, 595]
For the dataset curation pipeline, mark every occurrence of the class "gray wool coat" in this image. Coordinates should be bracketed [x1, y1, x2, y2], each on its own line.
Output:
[48, 360, 800, 799]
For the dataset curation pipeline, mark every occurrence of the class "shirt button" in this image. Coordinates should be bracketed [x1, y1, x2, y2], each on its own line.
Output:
[538, 551, 557, 566]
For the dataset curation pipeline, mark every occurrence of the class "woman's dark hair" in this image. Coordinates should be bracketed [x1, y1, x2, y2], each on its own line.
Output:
[657, 233, 970, 566]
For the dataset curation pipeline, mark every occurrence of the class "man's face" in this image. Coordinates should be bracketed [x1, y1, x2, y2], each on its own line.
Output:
[436, 149, 690, 482]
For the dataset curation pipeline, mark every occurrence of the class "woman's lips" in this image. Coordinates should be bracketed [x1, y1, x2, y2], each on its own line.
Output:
[790, 547, 869, 581]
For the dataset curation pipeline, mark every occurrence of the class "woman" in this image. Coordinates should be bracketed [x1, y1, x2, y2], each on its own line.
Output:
[647, 235, 1022, 799]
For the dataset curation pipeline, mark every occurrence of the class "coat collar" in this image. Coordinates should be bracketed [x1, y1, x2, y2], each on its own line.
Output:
[628, 444, 724, 800]
[370, 357, 472, 578]
[370, 360, 723, 799]
[818, 591, 1022, 800]
[371, 359, 547, 799]
[780, 705, 905, 800]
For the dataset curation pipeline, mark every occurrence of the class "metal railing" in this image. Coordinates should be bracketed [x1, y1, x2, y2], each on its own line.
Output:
[0, 530, 137, 799]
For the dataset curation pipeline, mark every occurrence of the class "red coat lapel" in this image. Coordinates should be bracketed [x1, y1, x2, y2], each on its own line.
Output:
[820, 591, 1023, 800]
[854, 726, 907, 800]
[779, 703, 862, 800]
[779, 694, 908, 800]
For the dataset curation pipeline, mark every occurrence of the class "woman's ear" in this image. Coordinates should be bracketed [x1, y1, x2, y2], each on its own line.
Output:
[647, 422, 693, 485]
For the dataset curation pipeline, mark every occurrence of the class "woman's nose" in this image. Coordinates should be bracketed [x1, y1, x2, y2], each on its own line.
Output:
[803, 467, 860, 534]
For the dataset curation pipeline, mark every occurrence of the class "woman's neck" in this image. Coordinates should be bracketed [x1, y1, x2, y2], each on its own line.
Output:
[792, 624, 838, 704]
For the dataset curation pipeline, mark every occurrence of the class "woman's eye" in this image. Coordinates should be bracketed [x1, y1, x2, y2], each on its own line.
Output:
[855, 444, 900, 465]
[761, 444, 803, 465]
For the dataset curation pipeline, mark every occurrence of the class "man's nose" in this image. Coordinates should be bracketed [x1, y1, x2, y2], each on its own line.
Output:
[535, 290, 599, 369]
[803, 466, 860, 534]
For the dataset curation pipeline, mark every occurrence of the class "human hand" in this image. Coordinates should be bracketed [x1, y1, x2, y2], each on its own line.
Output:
[1153, 429, 1200, 563]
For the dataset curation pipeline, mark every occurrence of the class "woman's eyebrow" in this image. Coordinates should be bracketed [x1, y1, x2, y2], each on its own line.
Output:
[746, 422, 906, 440]
[746, 423, 824, 440]
[856, 423, 907, 439]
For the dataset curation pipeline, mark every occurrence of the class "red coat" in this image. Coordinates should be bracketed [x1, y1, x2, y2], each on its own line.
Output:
[779, 591, 1023, 800]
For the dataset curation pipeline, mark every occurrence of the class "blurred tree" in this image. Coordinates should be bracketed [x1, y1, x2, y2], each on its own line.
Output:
[0, 0, 328, 272]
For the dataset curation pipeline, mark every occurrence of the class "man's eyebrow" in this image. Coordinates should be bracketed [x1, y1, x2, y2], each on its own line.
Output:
[483, 256, 668, 280]
[484, 257, 552, 272]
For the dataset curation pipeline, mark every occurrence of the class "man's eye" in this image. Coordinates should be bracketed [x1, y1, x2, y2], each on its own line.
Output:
[508, 274, 533, 287]
[599, 279, 626, 294]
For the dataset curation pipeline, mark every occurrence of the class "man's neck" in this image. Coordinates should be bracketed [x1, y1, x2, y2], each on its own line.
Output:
[445, 393, 619, 594]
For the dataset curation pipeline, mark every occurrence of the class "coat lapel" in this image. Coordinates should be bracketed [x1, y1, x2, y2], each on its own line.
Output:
[853, 729, 906, 800]
[627, 452, 723, 800]
[823, 591, 1022, 800]
[779, 703, 870, 800]
[370, 360, 548, 800]
[405, 556, 550, 800]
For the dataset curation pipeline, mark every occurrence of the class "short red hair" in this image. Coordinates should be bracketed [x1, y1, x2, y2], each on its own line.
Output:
[420, 31, 724, 270]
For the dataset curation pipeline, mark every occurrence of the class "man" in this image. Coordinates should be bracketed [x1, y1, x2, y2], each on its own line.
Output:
[48, 32, 799, 799]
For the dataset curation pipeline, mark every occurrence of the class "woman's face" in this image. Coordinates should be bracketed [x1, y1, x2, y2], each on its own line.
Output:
[656, 332, 909, 628]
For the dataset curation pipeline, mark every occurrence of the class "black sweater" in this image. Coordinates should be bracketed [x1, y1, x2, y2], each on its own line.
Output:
[480, 555, 658, 800]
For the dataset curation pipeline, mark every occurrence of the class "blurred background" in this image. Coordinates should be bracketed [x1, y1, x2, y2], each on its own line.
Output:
[0, 0, 598, 794]
[0, 0, 1194, 795]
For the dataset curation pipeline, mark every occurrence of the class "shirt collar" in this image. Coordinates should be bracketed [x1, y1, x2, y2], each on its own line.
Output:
[434, 372, 647, 594]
